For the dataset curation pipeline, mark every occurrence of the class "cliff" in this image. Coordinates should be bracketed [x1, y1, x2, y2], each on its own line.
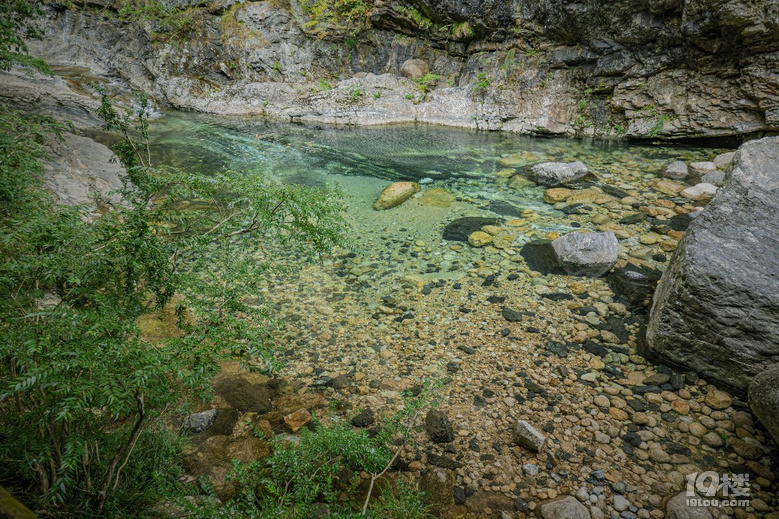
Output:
[27, 0, 779, 139]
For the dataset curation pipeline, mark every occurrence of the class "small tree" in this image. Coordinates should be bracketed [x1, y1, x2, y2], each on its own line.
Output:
[0, 87, 346, 515]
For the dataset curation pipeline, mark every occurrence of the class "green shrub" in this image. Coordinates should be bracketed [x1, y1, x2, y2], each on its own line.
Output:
[0, 89, 346, 516]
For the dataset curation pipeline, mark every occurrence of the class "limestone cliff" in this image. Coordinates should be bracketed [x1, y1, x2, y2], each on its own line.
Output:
[26, 0, 779, 139]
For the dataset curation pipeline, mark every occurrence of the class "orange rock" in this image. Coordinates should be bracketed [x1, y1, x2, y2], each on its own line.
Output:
[284, 408, 312, 432]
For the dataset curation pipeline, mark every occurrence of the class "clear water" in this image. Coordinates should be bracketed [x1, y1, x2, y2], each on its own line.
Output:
[147, 111, 724, 255]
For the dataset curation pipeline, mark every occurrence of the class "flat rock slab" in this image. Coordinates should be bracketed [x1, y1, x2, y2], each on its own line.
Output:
[529, 161, 589, 187]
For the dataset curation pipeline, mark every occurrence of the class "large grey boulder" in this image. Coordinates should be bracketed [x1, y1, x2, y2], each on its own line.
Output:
[529, 161, 589, 186]
[646, 137, 779, 393]
[551, 231, 618, 277]
[749, 363, 779, 445]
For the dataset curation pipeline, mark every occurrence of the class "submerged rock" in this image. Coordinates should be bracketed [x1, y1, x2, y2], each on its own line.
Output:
[551, 231, 618, 277]
[442, 217, 502, 242]
[749, 363, 779, 445]
[662, 160, 690, 180]
[373, 181, 420, 210]
[529, 161, 589, 187]
[608, 263, 662, 311]
[681, 182, 718, 200]
[468, 230, 492, 247]
[646, 136, 779, 393]
[520, 239, 565, 275]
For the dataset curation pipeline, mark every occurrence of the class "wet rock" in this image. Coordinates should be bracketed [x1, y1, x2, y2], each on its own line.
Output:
[488, 200, 523, 217]
[551, 231, 618, 277]
[425, 409, 455, 443]
[520, 239, 565, 275]
[373, 181, 420, 210]
[607, 263, 662, 309]
[420, 187, 455, 207]
[183, 409, 218, 434]
[400, 58, 429, 80]
[646, 137, 779, 393]
[689, 161, 717, 175]
[538, 495, 591, 519]
[749, 363, 779, 445]
[681, 182, 717, 200]
[513, 420, 545, 452]
[442, 217, 502, 242]
[283, 408, 311, 432]
[529, 161, 590, 187]
[468, 230, 492, 247]
[713, 152, 736, 170]
[662, 161, 690, 180]
[665, 492, 713, 518]
[543, 187, 572, 203]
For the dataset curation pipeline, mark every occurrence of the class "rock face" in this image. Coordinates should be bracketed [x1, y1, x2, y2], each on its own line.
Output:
[27, 0, 779, 139]
[373, 181, 420, 210]
[749, 363, 779, 445]
[529, 161, 589, 187]
[646, 137, 779, 393]
[551, 232, 619, 278]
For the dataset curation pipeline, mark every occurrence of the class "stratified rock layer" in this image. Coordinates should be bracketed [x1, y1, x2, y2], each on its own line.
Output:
[646, 136, 779, 393]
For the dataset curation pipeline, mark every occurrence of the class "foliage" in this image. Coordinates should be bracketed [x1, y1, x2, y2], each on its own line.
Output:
[475, 72, 492, 93]
[0, 88, 346, 516]
[398, 7, 432, 30]
[0, 0, 50, 72]
[303, 0, 371, 37]
[116, 0, 197, 43]
[183, 375, 446, 518]
[451, 21, 472, 40]
[349, 83, 364, 101]
[318, 78, 333, 90]
[575, 87, 594, 130]
[648, 113, 672, 137]
[414, 73, 440, 94]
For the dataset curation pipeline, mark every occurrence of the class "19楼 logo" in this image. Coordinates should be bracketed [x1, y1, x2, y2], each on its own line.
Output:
[685, 471, 751, 508]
